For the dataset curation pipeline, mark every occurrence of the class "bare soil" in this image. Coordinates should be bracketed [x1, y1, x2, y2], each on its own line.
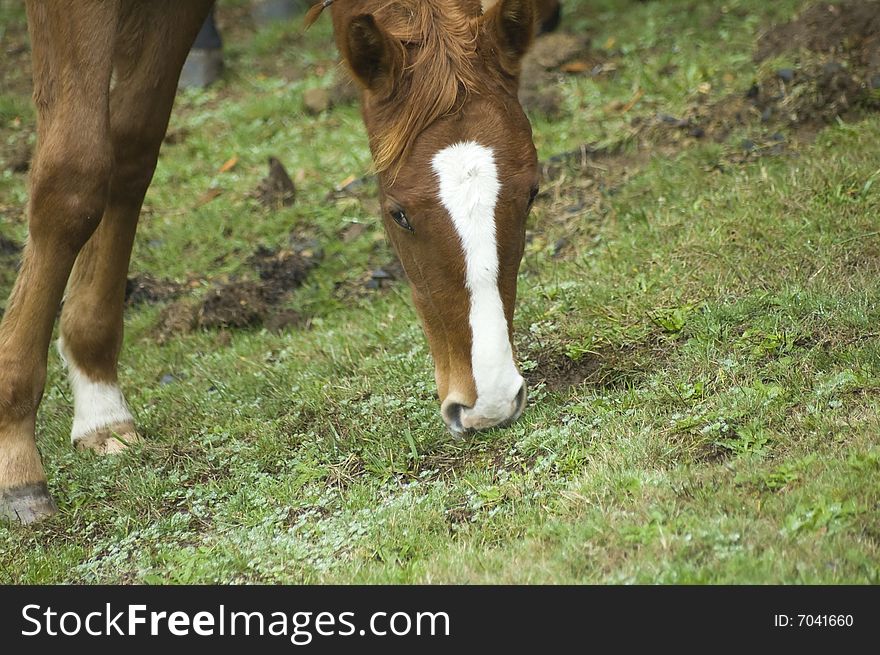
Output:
[152, 239, 319, 340]
[754, 0, 880, 67]
[641, 1, 880, 150]
[125, 274, 185, 308]
[524, 334, 671, 393]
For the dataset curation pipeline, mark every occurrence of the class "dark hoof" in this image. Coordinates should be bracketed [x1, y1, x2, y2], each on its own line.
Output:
[0, 482, 57, 525]
[178, 48, 224, 90]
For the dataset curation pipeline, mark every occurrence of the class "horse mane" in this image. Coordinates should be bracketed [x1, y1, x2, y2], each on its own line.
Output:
[308, 0, 484, 175]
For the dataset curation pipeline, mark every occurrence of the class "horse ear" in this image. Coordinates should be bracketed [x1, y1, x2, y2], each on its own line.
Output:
[341, 14, 401, 95]
[484, 0, 536, 72]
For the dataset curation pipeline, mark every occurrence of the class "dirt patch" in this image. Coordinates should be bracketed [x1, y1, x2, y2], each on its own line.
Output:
[152, 301, 197, 343]
[153, 239, 319, 340]
[539, 142, 657, 185]
[665, 61, 875, 146]
[755, 1, 880, 67]
[125, 274, 185, 307]
[197, 281, 269, 329]
[249, 243, 316, 303]
[512, 7, 880, 235]
[524, 334, 671, 393]
[640, 1, 880, 151]
[751, 0, 880, 132]
[444, 506, 475, 526]
[529, 352, 603, 392]
[694, 440, 735, 464]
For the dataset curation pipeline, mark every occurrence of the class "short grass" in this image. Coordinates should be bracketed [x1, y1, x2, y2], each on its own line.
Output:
[0, 0, 878, 583]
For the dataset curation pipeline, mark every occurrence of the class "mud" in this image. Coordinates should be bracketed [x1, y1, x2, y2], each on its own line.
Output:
[249, 242, 318, 303]
[641, 1, 880, 151]
[755, 1, 880, 67]
[153, 239, 319, 339]
[525, 336, 669, 394]
[645, 58, 879, 148]
[125, 274, 185, 307]
[153, 301, 200, 343]
[197, 281, 269, 329]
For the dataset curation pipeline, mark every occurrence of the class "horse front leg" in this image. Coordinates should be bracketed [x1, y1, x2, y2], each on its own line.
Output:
[0, 1, 118, 523]
[58, 0, 214, 454]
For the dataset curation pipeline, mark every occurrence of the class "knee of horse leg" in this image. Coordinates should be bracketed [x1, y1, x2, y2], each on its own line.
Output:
[27, 138, 114, 251]
[56, 141, 157, 379]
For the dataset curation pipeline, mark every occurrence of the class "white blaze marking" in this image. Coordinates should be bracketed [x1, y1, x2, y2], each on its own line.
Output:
[57, 338, 134, 443]
[432, 141, 524, 427]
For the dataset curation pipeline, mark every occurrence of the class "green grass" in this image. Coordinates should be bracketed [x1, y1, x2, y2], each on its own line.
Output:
[1, 0, 878, 583]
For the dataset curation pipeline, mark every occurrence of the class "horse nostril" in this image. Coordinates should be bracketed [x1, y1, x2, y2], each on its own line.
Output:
[441, 383, 526, 436]
[441, 401, 466, 435]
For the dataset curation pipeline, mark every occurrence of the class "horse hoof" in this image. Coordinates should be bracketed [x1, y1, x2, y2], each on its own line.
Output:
[0, 482, 58, 524]
[74, 422, 142, 454]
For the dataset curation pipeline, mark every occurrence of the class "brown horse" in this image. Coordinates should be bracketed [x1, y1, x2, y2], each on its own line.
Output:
[0, 0, 540, 523]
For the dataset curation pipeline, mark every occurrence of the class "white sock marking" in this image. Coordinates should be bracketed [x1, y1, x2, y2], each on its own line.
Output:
[57, 338, 134, 443]
[432, 141, 524, 427]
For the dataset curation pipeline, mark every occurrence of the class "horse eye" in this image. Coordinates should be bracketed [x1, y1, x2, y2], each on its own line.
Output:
[528, 185, 540, 208]
[390, 208, 414, 232]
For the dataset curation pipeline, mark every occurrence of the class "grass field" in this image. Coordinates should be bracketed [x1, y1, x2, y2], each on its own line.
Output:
[1, 0, 878, 583]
